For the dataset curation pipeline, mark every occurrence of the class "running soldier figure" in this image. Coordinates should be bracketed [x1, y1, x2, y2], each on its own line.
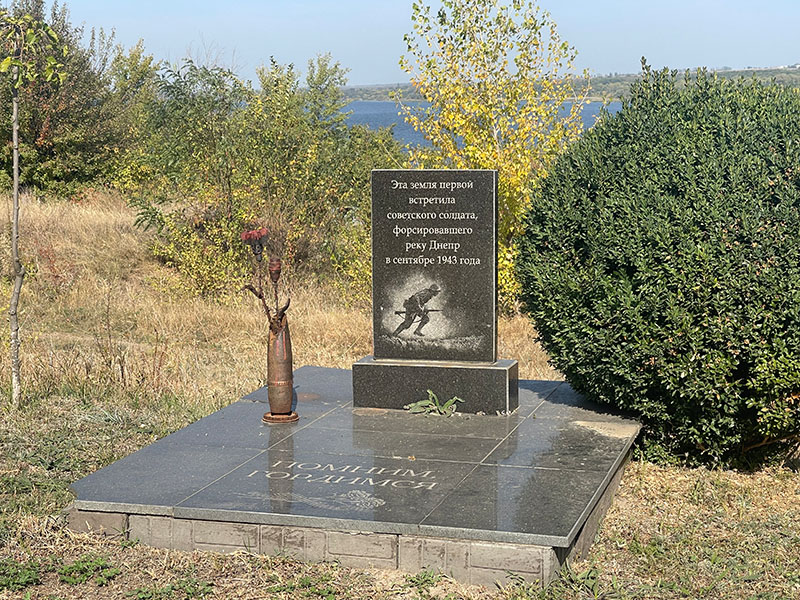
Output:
[393, 284, 441, 336]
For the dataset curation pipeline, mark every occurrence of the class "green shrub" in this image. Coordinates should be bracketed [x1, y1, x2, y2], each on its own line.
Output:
[132, 56, 403, 297]
[517, 63, 800, 464]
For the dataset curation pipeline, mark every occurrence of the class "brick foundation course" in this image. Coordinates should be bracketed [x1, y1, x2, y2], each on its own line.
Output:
[64, 507, 567, 587]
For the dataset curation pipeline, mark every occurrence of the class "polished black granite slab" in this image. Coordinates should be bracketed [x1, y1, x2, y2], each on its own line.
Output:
[371, 170, 498, 362]
[352, 356, 518, 414]
[71, 366, 639, 547]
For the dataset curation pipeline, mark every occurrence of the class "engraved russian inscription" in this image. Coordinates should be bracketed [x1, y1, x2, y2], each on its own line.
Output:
[247, 460, 438, 491]
[371, 170, 498, 362]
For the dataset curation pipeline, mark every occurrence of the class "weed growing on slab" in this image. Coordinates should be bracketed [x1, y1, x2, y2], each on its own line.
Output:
[404, 389, 464, 416]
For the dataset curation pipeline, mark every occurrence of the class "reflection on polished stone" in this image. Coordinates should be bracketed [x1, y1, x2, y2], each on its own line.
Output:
[420, 465, 610, 543]
[71, 367, 639, 547]
[162, 400, 314, 449]
[484, 417, 640, 471]
[517, 379, 563, 416]
[176, 449, 476, 527]
[269, 426, 503, 463]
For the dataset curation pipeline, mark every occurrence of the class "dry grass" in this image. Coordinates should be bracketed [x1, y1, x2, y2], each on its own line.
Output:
[0, 518, 498, 600]
[1, 191, 556, 411]
[571, 461, 800, 600]
[1, 192, 360, 408]
[498, 314, 562, 381]
[1, 192, 798, 600]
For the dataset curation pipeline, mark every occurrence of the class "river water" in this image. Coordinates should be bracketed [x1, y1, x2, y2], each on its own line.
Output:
[344, 100, 622, 147]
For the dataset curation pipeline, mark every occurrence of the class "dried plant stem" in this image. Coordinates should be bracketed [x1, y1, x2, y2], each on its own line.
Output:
[742, 434, 800, 453]
[243, 268, 272, 322]
[257, 268, 271, 319]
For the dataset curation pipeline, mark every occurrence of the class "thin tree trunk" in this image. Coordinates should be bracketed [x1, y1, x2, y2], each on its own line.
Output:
[9, 65, 25, 406]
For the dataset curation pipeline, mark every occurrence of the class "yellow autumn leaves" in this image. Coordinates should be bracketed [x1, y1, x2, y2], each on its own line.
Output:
[399, 0, 588, 310]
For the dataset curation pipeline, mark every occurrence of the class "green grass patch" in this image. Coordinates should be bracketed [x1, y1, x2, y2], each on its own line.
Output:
[127, 577, 213, 599]
[58, 554, 121, 586]
[0, 558, 41, 591]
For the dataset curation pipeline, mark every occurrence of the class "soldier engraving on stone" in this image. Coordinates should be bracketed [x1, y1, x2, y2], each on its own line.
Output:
[392, 284, 441, 337]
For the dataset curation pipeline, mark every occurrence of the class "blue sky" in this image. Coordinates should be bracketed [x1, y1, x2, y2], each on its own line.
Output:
[52, 1, 800, 85]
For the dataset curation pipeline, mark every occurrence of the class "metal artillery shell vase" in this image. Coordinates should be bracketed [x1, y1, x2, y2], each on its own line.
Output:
[265, 313, 297, 421]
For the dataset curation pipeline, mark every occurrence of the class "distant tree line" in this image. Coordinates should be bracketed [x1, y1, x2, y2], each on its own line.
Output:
[344, 67, 800, 102]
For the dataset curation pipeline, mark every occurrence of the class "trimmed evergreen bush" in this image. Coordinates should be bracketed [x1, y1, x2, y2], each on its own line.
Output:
[517, 64, 800, 464]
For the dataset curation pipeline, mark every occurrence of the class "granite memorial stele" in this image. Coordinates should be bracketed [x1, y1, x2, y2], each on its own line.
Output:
[353, 169, 519, 414]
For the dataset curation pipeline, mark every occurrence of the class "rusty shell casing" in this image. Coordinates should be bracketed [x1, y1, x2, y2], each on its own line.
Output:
[267, 314, 293, 414]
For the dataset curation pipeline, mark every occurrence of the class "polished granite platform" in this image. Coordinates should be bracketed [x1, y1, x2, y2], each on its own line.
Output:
[68, 366, 640, 587]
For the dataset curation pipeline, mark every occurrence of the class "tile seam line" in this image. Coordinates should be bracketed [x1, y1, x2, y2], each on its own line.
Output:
[172, 449, 271, 510]
[476, 397, 538, 462]
[262, 405, 343, 449]
[415, 429, 522, 524]
[259, 452, 490, 467]
[526, 381, 565, 416]
[173, 408, 338, 507]
[417, 461, 483, 525]
[476, 464, 608, 473]
[417, 389, 564, 524]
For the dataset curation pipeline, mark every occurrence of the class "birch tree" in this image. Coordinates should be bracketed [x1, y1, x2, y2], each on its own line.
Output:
[1, 9, 64, 405]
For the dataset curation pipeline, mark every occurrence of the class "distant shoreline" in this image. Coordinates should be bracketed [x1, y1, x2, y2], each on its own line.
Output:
[343, 67, 800, 103]
[346, 97, 614, 104]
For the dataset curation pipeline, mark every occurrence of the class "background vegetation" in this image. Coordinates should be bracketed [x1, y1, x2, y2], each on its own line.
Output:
[128, 54, 403, 299]
[0, 0, 404, 303]
[1, 192, 797, 600]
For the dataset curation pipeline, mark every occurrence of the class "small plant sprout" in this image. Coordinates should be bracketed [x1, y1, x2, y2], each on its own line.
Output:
[404, 389, 464, 416]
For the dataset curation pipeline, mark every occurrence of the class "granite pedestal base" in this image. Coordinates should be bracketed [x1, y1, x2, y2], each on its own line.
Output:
[68, 366, 639, 589]
[353, 356, 518, 414]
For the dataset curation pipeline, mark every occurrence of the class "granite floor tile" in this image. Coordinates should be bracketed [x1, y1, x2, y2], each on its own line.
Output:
[292, 366, 356, 405]
[71, 444, 265, 511]
[71, 367, 638, 550]
[420, 465, 609, 543]
[483, 417, 639, 472]
[176, 449, 477, 527]
[270, 426, 502, 464]
[160, 401, 330, 449]
[531, 384, 636, 422]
